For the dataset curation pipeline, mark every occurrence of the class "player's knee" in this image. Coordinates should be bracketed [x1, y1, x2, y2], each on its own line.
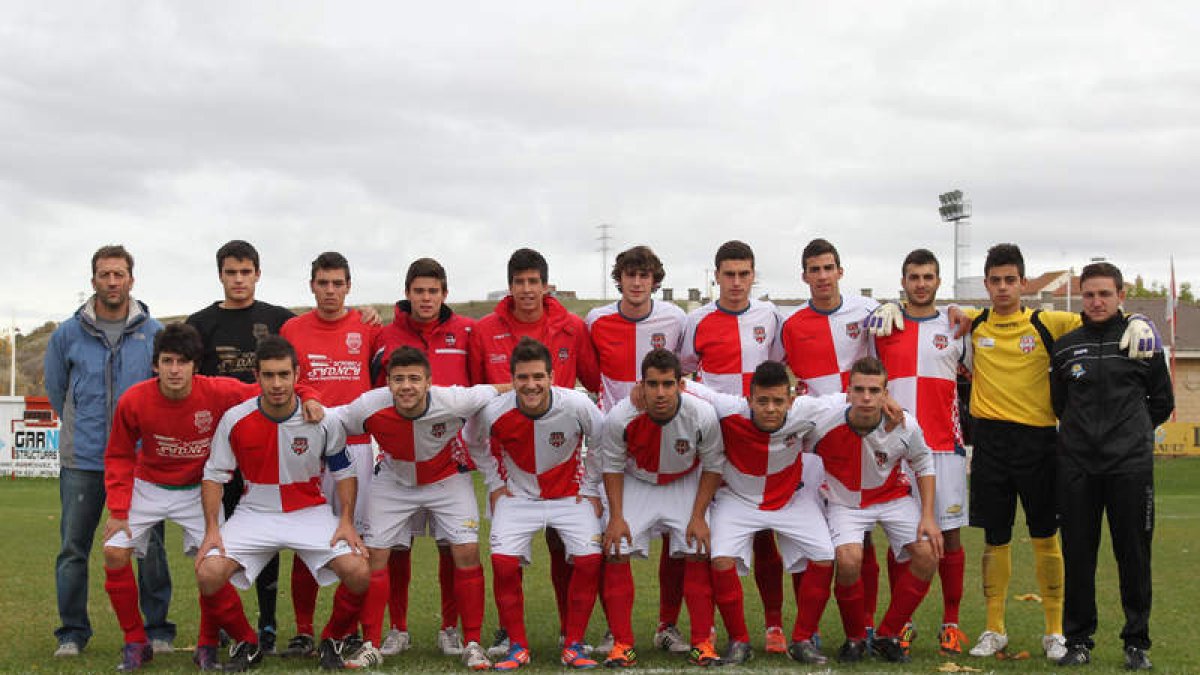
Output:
[195, 561, 226, 596]
[450, 542, 480, 568]
[984, 526, 1012, 547]
[367, 547, 391, 571]
[338, 557, 371, 594]
[103, 545, 131, 569]
[835, 548, 863, 585]
[712, 556, 736, 572]
[905, 543, 937, 580]
[605, 553, 630, 564]
[943, 528, 962, 551]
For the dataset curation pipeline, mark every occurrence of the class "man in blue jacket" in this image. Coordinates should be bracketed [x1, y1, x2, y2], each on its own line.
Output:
[44, 245, 175, 658]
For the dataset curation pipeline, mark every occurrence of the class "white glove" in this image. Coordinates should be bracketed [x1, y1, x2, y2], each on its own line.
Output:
[1119, 314, 1161, 360]
[866, 301, 905, 337]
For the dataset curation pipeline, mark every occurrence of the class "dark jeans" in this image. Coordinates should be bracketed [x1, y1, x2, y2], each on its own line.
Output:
[1057, 462, 1154, 650]
[54, 467, 175, 647]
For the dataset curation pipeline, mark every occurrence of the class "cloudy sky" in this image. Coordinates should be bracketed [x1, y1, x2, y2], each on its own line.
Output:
[2, 1, 1196, 331]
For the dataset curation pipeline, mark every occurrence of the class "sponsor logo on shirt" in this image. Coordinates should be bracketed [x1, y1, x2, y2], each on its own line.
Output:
[548, 431, 566, 447]
[933, 334, 949, 350]
[489, 354, 507, 364]
[753, 326, 767, 344]
[445, 333, 457, 347]
[292, 438, 309, 455]
[674, 439, 691, 455]
[194, 410, 214, 434]
[1019, 335, 1037, 354]
[154, 435, 210, 458]
[306, 354, 364, 381]
[650, 333, 666, 350]
[558, 347, 570, 362]
[874, 449, 888, 467]
[345, 332, 363, 354]
[1071, 363, 1086, 379]
[432, 422, 447, 438]
[252, 323, 270, 342]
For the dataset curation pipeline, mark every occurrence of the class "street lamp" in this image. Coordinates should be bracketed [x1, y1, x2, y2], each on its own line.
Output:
[938, 189, 972, 299]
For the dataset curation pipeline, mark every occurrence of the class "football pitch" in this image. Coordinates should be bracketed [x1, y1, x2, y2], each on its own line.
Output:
[2, 457, 1198, 674]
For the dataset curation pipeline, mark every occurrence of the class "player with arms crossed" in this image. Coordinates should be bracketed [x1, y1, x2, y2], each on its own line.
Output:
[599, 349, 724, 667]
[195, 336, 370, 671]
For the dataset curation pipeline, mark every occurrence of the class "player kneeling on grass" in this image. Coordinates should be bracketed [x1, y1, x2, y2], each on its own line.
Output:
[600, 349, 725, 668]
[195, 336, 370, 671]
[473, 337, 605, 671]
[809, 356, 942, 664]
[336, 346, 509, 670]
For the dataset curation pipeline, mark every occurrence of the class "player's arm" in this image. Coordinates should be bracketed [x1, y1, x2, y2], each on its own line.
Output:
[576, 330, 603, 394]
[1050, 346, 1070, 420]
[198, 414, 239, 562]
[463, 412, 508, 508]
[102, 397, 141, 539]
[599, 409, 631, 556]
[322, 417, 364, 553]
[904, 420, 942, 558]
[467, 327, 488, 385]
[43, 330, 69, 414]
[1146, 350, 1175, 427]
[577, 397, 606, 515]
[685, 406, 724, 556]
[356, 305, 383, 326]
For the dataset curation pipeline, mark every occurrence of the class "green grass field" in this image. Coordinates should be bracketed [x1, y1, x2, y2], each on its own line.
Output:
[3, 457, 1198, 673]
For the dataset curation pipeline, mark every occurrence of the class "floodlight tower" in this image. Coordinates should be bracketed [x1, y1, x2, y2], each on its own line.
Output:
[938, 189, 972, 299]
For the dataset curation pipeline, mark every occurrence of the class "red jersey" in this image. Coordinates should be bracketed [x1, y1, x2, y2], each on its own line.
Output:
[104, 375, 263, 519]
[281, 309, 380, 445]
[586, 300, 687, 410]
[468, 295, 601, 392]
[681, 300, 783, 396]
[808, 408, 934, 508]
[598, 394, 724, 486]
[781, 294, 877, 396]
[372, 302, 475, 387]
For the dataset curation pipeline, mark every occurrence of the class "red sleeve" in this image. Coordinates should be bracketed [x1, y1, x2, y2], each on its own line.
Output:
[468, 323, 488, 384]
[576, 325, 602, 393]
[104, 395, 141, 520]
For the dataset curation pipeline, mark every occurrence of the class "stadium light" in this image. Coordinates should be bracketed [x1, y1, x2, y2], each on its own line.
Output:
[938, 189, 971, 299]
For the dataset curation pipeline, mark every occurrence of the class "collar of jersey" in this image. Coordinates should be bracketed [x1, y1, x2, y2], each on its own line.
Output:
[901, 307, 942, 323]
[843, 406, 882, 436]
[806, 297, 844, 316]
[616, 299, 655, 323]
[395, 392, 433, 421]
[714, 300, 753, 316]
[749, 409, 788, 434]
[644, 396, 683, 426]
[257, 397, 299, 424]
[517, 388, 555, 420]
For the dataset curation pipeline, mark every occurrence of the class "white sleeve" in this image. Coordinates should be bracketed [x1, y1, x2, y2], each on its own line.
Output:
[464, 410, 505, 493]
[599, 407, 630, 475]
[696, 402, 726, 474]
[578, 395, 605, 498]
[681, 380, 742, 418]
[680, 316, 700, 375]
[336, 394, 369, 437]
[768, 304, 786, 362]
[903, 416, 935, 478]
[203, 410, 239, 484]
[322, 412, 355, 482]
[444, 384, 502, 417]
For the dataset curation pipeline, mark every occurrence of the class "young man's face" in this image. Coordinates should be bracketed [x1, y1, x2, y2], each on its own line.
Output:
[512, 359, 552, 413]
[255, 356, 297, 408]
[405, 276, 447, 323]
[801, 252, 843, 305]
[220, 257, 261, 305]
[847, 372, 887, 425]
[748, 382, 791, 433]
[642, 366, 681, 421]
[388, 364, 432, 415]
[902, 262, 941, 308]
[983, 264, 1025, 314]
[509, 269, 547, 316]
[716, 259, 754, 307]
[91, 256, 134, 312]
[155, 351, 196, 398]
[310, 267, 350, 316]
[619, 269, 655, 307]
[1081, 276, 1124, 324]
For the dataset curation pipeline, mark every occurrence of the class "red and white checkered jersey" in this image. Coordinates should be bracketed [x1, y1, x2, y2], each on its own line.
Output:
[586, 300, 687, 410]
[338, 384, 499, 487]
[598, 394, 724, 485]
[808, 408, 934, 509]
[781, 294, 878, 396]
[471, 387, 603, 500]
[870, 310, 971, 453]
[681, 300, 784, 396]
[685, 381, 843, 511]
[205, 398, 351, 513]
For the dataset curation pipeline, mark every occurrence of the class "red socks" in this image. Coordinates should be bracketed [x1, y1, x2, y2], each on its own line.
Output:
[360, 568, 390, 646]
[564, 554, 601, 646]
[492, 554, 528, 647]
[877, 565, 932, 637]
[752, 531, 784, 628]
[861, 542, 880, 629]
[291, 559, 320, 636]
[602, 561, 636, 646]
[201, 582, 256, 645]
[104, 564, 147, 644]
[658, 541, 685, 626]
[834, 580, 866, 641]
[713, 566, 749, 643]
[387, 549, 412, 631]
[321, 583, 368, 641]
[455, 565, 485, 645]
[940, 547, 965, 625]
[683, 559, 715, 645]
[438, 548, 458, 630]
[792, 564, 833, 642]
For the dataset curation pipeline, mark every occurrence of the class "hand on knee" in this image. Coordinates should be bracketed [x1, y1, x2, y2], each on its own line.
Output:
[712, 556, 736, 572]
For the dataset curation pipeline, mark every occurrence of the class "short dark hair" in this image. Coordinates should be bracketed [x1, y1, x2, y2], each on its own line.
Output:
[1080, 261, 1124, 290]
[405, 257, 448, 292]
[984, 243, 1025, 278]
[153, 323, 202, 365]
[311, 251, 351, 282]
[387, 346, 431, 375]
[640, 348, 682, 380]
[507, 248, 548, 285]
[849, 356, 888, 385]
[254, 335, 297, 370]
[902, 248, 940, 276]
[714, 240, 755, 270]
[802, 238, 841, 270]
[749, 361, 791, 392]
[510, 336, 552, 375]
[612, 246, 665, 290]
[216, 240, 260, 272]
[92, 245, 134, 276]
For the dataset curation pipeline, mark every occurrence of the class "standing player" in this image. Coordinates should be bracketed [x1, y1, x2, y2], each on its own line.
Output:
[278, 252, 381, 659]
[586, 245, 691, 654]
[340, 347, 508, 670]
[808, 357, 942, 664]
[196, 336, 370, 671]
[680, 240, 789, 654]
[870, 249, 972, 656]
[472, 338, 606, 671]
[370, 257, 475, 657]
[599, 349, 724, 667]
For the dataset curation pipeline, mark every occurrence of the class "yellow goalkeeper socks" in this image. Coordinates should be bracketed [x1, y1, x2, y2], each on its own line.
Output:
[981, 543, 1012, 634]
[1032, 536, 1065, 635]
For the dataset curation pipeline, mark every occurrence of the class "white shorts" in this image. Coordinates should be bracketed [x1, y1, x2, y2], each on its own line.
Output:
[907, 453, 968, 530]
[104, 479, 209, 557]
[403, 508, 448, 545]
[709, 487, 834, 576]
[210, 504, 354, 589]
[321, 443, 374, 532]
[827, 496, 922, 563]
[616, 471, 703, 558]
[489, 495, 603, 565]
[364, 470, 479, 549]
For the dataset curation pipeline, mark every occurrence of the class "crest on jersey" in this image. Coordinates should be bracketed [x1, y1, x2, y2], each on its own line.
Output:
[873, 449, 888, 467]
[1019, 334, 1037, 354]
[193, 410, 213, 434]
[558, 347, 570, 362]
[252, 323, 270, 342]
[432, 422, 447, 438]
[292, 438, 309, 455]
[445, 333, 457, 347]
[796, 381, 809, 396]
[753, 326, 766, 344]
[346, 332, 363, 354]
[1071, 363, 1085, 379]
[549, 431, 566, 447]
[784, 432, 800, 449]
[933, 334, 949, 350]
[846, 322, 861, 340]
[650, 333, 666, 350]
[675, 439, 691, 455]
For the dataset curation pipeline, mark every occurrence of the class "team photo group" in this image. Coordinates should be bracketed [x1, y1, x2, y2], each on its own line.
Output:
[45, 236, 1171, 672]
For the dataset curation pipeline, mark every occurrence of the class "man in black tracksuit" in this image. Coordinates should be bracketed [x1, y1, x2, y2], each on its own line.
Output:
[1050, 262, 1173, 670]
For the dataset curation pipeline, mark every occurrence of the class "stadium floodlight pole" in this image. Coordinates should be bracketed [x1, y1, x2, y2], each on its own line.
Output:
[597, 223, 614, 300]
[938, 189, 972, 299]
